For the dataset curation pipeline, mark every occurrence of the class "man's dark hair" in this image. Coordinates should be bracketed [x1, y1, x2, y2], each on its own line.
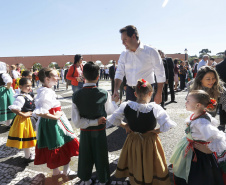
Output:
[83, 61, 100, 81]
[119, 25, 139, 40]
[22, 70, 32, 77]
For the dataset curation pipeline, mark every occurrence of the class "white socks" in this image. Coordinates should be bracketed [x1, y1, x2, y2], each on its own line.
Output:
[52, 168, 61, 176]
[63, 163, 70, 175]
[23, 148, 30, 159]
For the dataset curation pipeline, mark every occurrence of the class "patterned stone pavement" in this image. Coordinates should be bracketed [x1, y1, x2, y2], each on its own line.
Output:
[0, 80, 220, 185]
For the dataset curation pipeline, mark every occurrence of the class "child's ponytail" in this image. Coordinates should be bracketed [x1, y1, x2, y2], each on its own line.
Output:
[135, 79, 153, 95]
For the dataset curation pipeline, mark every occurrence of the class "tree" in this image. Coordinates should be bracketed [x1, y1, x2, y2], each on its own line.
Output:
[199, 49, 211, 58]
[33, 63, 42, 71]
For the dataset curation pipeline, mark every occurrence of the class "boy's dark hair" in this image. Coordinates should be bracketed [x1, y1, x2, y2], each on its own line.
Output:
[74, 54, 82, 65]
[135, 79, 153, 96]
[83, 61, 99, 81]
[19, 77, 30, 86]
[193, 58, 198, 62]
[119, 25, 139, 40]
[189, 90, 210, 107]
[38, 67, 53, 83]
[22, 70, 32, 77]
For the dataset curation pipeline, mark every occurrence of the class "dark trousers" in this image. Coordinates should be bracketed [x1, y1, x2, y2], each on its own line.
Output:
[111, 79, 114, 95]
[180, 74, 186, 90]
[168, 80, 175, 101]
[219, 104, 226, 126]
[78, 129, 110, 183]
[126, 86, 136, 101]
[126, 84, 156, 102]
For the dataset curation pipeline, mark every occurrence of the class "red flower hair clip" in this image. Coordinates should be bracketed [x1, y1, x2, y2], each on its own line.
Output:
[137, 79, 147, 89]
[207, 98, 217, 110]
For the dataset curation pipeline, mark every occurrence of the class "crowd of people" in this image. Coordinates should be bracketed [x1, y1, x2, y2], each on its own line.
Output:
[0, 25, 226, 185]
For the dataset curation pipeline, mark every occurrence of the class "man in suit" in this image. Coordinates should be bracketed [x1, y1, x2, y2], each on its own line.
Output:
[109, 60, 116, 95]
[215, 50, 226, 132]
[166, 57, 176, 103]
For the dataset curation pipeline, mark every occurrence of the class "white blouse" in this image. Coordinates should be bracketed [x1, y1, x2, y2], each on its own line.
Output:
[33, 87, 60, 114]
[8, 93, 33, 111]
[1, 73, 12, 84]
[11, 70, 20, 79]
[107, 101, 177, 132]
[186, 113, 226, 153]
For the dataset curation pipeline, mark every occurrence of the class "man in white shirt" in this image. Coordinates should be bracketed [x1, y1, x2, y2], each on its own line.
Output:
[113, 25, 165, 104]
[197, 55, 209, 70]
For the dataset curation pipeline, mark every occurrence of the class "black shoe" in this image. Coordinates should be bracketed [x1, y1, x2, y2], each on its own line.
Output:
[218, 125, 225, 132]
[171, 100, 177, 103]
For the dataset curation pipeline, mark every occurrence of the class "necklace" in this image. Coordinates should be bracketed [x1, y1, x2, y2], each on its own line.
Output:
[190, 111, 206, 121]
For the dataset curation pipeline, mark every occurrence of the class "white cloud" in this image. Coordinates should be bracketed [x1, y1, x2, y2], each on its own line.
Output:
[162, 0, 169, 8]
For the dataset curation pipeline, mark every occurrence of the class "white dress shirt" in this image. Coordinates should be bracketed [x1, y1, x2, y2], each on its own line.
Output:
[115, 42, 166, 86]
[197, 59, 207, 70]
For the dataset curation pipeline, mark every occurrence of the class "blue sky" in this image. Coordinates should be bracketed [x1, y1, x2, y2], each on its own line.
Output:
[0, 0, 225, 57]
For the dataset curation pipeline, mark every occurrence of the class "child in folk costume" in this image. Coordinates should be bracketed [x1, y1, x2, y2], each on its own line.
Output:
[33, 68, 79, 176]
[0, 62, 15, 126]
[6, 78, 36, 161]
[72, 62, 121, 185]
[170, 90, 226, 185]
[108, 79, 177, 185]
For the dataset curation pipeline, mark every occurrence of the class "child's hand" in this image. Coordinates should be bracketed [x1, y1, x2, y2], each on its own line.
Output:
[121, 122, 132, 134]
[112, 95, 119, 103]
[53, 111, 63, 120]
[23, 111, 33, 118]
[98, 117, 106, 125]
[194, 143, 212, 154]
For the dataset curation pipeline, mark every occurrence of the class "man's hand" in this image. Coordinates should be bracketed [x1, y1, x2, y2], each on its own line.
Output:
[112, 95, 119, 103]
[98, 117, 106, 125]
[154, 93, 162, 104]
[113, 90, 119, 99]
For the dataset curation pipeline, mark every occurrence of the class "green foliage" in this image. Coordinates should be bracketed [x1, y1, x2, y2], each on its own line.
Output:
[33, 63, 42, 71]
[48, 62, 59, 69]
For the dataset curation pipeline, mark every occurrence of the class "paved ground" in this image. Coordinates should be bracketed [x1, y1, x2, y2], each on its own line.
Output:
[0, 80, 220, 185]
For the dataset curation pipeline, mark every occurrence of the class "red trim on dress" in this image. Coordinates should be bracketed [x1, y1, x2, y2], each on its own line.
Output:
[34, 139, 79, 169]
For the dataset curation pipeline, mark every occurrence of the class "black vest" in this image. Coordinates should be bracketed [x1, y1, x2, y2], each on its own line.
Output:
[18, 95, 35, 112]
[72, 87, 108, 130]
[124, 105, 157, 133]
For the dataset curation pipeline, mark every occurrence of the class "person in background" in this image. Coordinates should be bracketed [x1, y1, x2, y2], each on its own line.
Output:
[192, 59, 198, 78]
[104, 67, 109, 80]
[66, 54, 84, 93]
[0, 62, 15, 127]
[11, 65, 20, 90]
[215, 50, 226, 132]
[174, 59, 180, 91]
[64, 66, 69, 90]
[197, 55, 209, 70]
[61, 67, 65, 84]
[100, 67, 104, 80]
[33, 69, 39, 88]
[179, 61, 187, 91]
[210, 58, 217, 68]
[109, 60, 117, 95]
[166, 57, 176, 102]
